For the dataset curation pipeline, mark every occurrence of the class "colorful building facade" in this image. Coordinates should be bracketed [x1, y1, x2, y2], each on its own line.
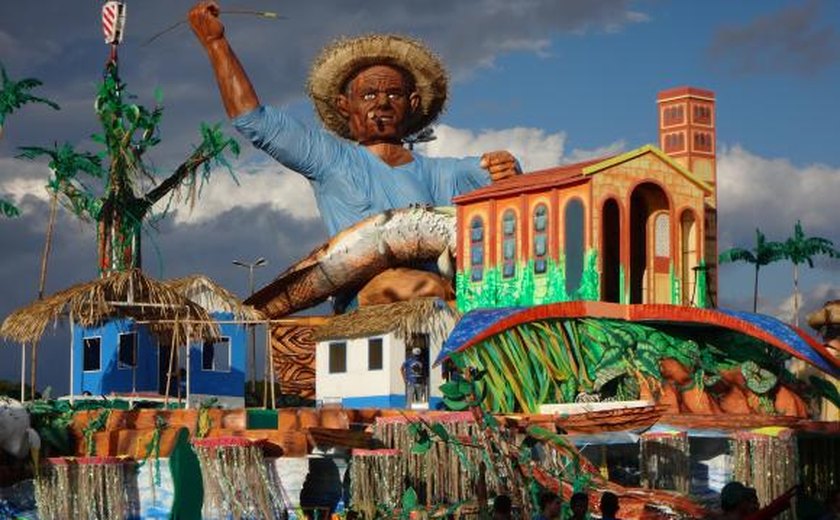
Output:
[454, 87, 718, 312]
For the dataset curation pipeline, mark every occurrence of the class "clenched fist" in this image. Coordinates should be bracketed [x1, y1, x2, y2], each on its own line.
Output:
[188, 1, 225, 47]
[480, 150, 521, 182]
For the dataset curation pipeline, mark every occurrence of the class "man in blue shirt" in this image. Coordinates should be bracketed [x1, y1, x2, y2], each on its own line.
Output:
[189, 2, 520, 305]
[401, 348, 426, 407]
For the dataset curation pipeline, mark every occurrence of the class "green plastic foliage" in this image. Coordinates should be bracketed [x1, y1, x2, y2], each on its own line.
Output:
[0, 64, 60, 127]
[809, 375, 840, 409]
[451, 314, 800, 413]
[696, 259, 709, 308]
[0, 199, 20, 217]
[18, 61, 240, 274]
[456, 250, 601, 311]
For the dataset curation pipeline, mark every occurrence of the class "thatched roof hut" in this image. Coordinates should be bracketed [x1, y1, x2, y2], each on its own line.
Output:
[1, 269, 219, 346]
[313, 297, 460, 342]
[165, 274, 263, 321]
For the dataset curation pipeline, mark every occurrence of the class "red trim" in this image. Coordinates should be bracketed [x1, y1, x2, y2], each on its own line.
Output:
[456, 205, 464, 272]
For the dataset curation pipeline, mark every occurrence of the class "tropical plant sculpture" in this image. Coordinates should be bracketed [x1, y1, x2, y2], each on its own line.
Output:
[20, 61, 239, 275]
[719, 228, 784, 312]
[781, 221, 838, 326]
[0, 63, 60, 217]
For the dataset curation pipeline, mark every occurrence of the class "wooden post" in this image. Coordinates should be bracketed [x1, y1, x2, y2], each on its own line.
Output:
[20, 343, 26, 402]
[268, 324, 276, 410]
[164, 332, 176, 407]
[69, 317, 75, 405]
[185, 325, 192, 409]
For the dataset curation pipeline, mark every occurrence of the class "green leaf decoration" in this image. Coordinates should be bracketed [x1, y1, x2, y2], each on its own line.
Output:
[443, 395, 470, 411]
[430, 423, 450, 442]
[741, 360, 778, 394]
[401, 487, 418, 511]
[616, 375, 640, 401]
[0, 198, 20, 218]
[593, 364, 628, 391]
[809, 375, 840, 409]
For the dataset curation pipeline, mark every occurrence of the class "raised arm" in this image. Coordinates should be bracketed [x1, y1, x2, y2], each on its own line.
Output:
[188, 1, 259, 118]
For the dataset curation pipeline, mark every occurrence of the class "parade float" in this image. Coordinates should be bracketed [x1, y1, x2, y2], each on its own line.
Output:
[0, 2, 839, 520]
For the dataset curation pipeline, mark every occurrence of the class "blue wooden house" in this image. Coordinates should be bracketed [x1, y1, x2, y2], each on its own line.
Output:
[71, 275, 258, 407]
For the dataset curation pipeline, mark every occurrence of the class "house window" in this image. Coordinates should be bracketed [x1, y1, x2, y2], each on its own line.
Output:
[469, 216, 484, 282]
[368, 338, 383, 371]
[502, 210, 517, 278]
[329, 341, 347, 373]
[533, 204, 548, 274]
[202, 337, 231, 372]
[564, 199, 585, 296]
[83, 337, 101, 372]
[654, 212, 671, 258]
[118, 332, 136, 369]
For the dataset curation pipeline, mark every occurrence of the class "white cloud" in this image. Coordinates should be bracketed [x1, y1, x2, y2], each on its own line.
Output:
[418, 124, 567, 172]
[759, 282, 840, 327]
[717, 145, 840, 248]
[162, 160, 320, 225]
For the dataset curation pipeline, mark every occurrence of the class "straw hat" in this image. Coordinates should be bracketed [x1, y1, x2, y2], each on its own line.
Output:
[307, 34, 448, 139]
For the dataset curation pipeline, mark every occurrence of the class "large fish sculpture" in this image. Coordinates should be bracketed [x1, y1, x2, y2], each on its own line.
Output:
[246, 206, 457, 318]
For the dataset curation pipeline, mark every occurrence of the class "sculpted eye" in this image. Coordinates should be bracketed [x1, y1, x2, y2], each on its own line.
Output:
[362, 92, 376, 101]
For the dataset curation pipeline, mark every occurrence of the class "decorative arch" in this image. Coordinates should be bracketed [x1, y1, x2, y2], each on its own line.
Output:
[601, 198, 621, 303]
[679, 209, 699, 305]
[564, 198, 585, 297]
[533, 204, 549, 274]
[501, 210, 517, 279]
[469, 216, 485, 282]
[629, 182, 671, 304]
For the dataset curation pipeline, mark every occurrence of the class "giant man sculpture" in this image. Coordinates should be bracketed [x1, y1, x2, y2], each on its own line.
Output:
[189, 1, 520, 308]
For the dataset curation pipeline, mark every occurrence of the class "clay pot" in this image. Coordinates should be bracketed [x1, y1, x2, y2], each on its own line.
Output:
[775, 386, 809, 418]
[660, 359, 692, 386]
[718, 386, 752, 414]
[658, 382, 681, 412]
[680, 387, 721, 414]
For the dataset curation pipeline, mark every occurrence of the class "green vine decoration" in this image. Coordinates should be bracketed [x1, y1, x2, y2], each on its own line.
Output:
[81, 409, 111, 457]
[138, 414, 168, 486]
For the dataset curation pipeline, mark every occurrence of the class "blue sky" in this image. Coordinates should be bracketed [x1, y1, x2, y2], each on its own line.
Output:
[1, 0, 839, 392]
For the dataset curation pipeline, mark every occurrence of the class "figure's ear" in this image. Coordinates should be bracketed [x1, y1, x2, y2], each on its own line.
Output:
[408, 91, 420, 114]
[336, 94, 350, 119]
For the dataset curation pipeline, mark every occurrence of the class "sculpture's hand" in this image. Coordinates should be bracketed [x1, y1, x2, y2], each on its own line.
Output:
[480, 150, 521, 182]
[188, 1, 225, 47]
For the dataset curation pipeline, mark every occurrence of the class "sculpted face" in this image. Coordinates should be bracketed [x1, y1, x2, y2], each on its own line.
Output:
[337, 64, 420, 145]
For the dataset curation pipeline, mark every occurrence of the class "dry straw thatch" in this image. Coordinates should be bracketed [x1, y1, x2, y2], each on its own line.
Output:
[313, 297, 460, 342]
[165, 274, 263, 321]
[307, 34, 448, 138]
[1, 269, 219, 346]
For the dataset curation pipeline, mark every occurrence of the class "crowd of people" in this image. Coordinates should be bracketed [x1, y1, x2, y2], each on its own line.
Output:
[481, 483, 840, 520]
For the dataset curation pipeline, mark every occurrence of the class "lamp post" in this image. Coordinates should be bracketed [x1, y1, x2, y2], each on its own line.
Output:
[233, 257, 267, 395]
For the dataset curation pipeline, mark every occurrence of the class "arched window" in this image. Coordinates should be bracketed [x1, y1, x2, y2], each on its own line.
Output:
[502, 210, 517, 278]
[565, 199, 585, 296]
[470, 216, 484, 282]
[533, 204, 548, 274]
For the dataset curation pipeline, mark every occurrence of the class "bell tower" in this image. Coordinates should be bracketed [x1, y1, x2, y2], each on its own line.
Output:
[657, 86, 718, 306]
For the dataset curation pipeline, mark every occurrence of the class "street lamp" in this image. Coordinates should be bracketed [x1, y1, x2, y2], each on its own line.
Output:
[233, 257, 267, 394]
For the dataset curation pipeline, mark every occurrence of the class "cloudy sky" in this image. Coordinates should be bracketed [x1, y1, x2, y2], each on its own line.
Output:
[1, 0, 839, 393]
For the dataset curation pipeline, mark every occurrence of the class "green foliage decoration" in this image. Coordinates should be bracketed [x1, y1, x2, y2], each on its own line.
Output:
[18, 60, 239, 274]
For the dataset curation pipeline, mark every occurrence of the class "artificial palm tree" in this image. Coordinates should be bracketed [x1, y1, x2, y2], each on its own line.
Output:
[0, 64, 60, 217]
[17, 144, 103, 299]
[781, 221, 839, 326]
[719, 228, 784, 312]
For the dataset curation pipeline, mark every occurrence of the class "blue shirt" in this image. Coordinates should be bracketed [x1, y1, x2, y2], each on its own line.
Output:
[233, 106, 491, 236]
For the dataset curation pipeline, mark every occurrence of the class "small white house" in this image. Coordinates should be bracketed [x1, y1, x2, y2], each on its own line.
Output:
[313, 298, 460, 409]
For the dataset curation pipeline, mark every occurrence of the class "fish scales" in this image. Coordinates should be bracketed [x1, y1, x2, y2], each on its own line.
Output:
[247, 207, 457, 318]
